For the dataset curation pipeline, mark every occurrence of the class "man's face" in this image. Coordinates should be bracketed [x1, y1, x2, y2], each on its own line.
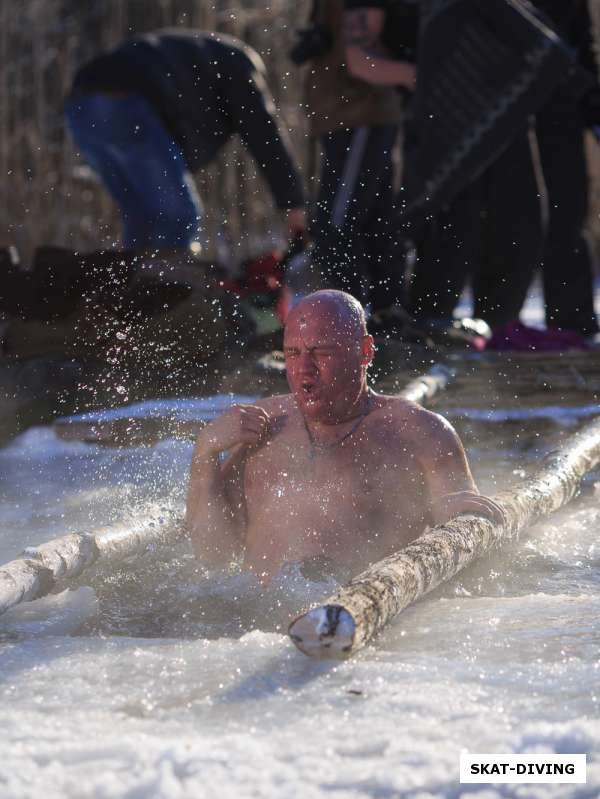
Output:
[283, 304, 371, 422]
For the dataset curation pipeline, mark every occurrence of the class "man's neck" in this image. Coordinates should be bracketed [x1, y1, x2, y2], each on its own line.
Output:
[305, 386, 371, 431]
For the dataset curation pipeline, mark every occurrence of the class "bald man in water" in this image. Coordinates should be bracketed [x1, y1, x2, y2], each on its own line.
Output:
[186, 290, 503, 581]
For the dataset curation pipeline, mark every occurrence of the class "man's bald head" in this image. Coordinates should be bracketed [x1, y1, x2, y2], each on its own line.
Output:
[283, 291, 374, 421]
[285, 290, 367, 342]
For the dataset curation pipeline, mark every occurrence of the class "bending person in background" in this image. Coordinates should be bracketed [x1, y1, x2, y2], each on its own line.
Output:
[66, 30, 307, 257]
[300, 0, 417, 334]
[186, 289, 504, 582]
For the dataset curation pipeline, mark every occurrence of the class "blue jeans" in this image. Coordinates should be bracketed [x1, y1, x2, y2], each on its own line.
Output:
[66, 93, 202, 251]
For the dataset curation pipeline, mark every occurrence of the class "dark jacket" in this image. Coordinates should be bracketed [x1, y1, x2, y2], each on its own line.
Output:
[533, 0, 597, 75]
[72, 30, 305, 209]
[532, 1, 599, 123]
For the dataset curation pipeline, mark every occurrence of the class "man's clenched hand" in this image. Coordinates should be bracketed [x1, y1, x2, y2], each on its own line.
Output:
[196, 404, 271, 458]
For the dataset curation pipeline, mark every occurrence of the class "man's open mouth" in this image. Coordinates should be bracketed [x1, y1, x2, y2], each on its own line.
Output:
[300, 380, 319, 400]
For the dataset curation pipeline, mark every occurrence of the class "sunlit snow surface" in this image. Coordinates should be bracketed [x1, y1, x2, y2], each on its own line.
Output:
[1, 401, 600, 796]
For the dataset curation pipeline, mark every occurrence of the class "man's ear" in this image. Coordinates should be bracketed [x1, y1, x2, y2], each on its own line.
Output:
[361, 334, 375, 365]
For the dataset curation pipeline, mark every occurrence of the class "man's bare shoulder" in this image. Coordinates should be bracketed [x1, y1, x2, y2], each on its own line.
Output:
[372, 394, 461, 450]
[252, 394, 296, 415]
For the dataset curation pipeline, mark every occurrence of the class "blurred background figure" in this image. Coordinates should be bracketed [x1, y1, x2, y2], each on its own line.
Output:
[66, 29, 307, 259]
[297, 0, 417, 333]
[533, 0, 600, 339]
[406, 0, 598, 342]
[408, 131, 543, 333]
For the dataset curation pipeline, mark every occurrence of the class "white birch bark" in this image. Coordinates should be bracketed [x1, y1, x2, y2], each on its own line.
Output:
[0, 507, 184, 617]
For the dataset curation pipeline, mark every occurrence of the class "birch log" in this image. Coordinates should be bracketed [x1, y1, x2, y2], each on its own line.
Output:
[0, 505, 185, 617]
[396, 364, 455, 404]
[0, 365, 454, 619]
[289, 416, 600, 659]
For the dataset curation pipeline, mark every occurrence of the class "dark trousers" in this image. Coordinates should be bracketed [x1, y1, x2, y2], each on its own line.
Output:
[410, 132, 543, 327]
[536, 99, 599, 335]
[311, 125, 404, 310]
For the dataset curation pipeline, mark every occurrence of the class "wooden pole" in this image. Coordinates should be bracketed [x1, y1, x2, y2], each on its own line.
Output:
[0, 365, 454, 618]
[396, 364, 455, 404]
[0, 506, 185, 618]
[289, 416, 600, 659]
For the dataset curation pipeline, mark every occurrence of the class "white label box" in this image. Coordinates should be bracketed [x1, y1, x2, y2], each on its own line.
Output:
[460, 754, 586, 784]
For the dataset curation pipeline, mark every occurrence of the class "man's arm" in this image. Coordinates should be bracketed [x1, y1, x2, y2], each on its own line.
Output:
[415, 409, 506, 526]
[185, 405, 270, 566]
[343, 7, 416, 89]
[221, 55, 306, 215]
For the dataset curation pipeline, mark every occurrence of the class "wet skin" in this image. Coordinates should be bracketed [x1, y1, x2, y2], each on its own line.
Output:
[241, 393, 466, 577]
[186, 292, 504, 581]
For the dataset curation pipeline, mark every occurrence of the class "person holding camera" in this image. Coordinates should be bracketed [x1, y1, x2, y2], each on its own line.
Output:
[296, 0, 417, 332]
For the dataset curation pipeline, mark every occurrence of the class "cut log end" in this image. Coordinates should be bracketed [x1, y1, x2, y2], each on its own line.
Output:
[288, 605, 356, 659]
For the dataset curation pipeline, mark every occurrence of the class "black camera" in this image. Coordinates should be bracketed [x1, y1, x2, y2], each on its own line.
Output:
[289, 24, 333, 65]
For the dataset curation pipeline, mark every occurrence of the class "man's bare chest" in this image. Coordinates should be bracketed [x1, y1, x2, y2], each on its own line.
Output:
[243, 425, 426, 523]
